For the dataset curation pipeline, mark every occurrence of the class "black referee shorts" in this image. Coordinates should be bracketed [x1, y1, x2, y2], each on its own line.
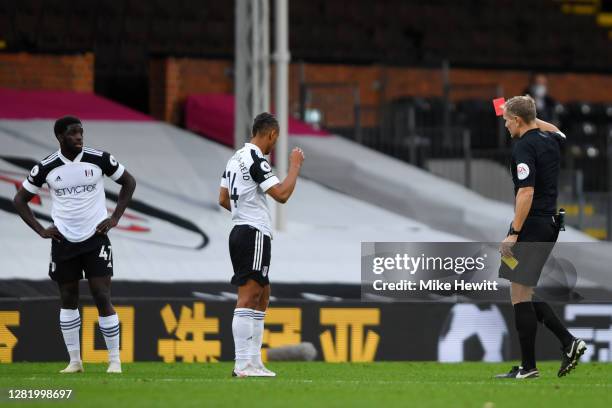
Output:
[49, 233, 114, 284]
[499, 215, 560, 287]
[229, 225, 271, 287]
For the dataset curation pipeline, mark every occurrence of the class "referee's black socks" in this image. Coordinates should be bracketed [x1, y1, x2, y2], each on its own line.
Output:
[533, 302, 573, 348]
[514, 302, 538, 370]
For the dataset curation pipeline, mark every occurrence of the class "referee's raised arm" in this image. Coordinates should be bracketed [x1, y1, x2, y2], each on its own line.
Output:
[535, 117, 562, 135]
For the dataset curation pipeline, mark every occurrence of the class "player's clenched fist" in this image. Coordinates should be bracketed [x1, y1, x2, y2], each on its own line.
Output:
[290, 147, 305, 168]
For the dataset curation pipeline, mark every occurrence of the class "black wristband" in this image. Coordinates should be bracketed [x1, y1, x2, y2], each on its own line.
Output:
[509, 226, 521, 236]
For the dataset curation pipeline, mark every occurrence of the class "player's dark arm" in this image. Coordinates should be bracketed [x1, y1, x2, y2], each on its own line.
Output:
[219, 187, 231, 211]
[512, 187, 534, 231]
[96, 170, 137, 234]
[266, 148, 304, 204]
[12, 187, 63, 241]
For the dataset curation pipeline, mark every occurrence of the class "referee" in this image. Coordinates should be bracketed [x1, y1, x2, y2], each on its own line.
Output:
[495, 96, 586, 379]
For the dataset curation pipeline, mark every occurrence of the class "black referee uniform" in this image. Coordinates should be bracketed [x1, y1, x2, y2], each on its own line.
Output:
[495, 107, 585, 380]
[499, 128, 565, 286]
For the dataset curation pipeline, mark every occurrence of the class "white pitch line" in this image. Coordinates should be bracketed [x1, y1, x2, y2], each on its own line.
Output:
[14, 377, 612, 388]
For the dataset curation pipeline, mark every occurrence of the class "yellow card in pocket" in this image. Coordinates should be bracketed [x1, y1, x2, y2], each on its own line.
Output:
[501, 255, 519, 270]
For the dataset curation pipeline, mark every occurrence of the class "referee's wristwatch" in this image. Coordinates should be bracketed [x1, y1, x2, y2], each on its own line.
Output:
[508, 226, 521, 236]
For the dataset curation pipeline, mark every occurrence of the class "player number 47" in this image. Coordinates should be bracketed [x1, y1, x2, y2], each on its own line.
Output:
[99, 245, 113, 261]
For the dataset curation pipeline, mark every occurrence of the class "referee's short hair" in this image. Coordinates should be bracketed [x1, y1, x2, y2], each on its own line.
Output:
[252, 112, 279, 137]
[504, 96, 537, 123]
[54, 116, 82, 137]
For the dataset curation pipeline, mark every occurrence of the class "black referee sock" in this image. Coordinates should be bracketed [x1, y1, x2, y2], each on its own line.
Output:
[514, 302, 538, 371]
[533, 302, 573, 348]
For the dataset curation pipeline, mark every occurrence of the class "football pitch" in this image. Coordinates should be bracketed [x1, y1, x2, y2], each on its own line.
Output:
[1, 362, 610, 408]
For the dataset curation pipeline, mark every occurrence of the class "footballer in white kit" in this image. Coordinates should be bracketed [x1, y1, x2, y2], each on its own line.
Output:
[219, 113, 304, 378]
[13, 116, 136, 374]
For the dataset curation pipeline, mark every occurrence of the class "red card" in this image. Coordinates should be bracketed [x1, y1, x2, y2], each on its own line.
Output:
[493, 97, 505, 116]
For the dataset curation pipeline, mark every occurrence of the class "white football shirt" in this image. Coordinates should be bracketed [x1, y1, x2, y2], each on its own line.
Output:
[22, 147, 125, 243]
[220, 143, 280, 237]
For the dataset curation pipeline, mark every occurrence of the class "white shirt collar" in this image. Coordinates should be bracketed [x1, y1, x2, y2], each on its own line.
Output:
[58, 149, 83, 164]
[245, 142, 264, 156]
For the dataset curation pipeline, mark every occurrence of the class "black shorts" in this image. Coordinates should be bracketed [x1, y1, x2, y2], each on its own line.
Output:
[49, 234, 114, 284]
[499, 215, 559, 287]
[229, 225, 271, 287]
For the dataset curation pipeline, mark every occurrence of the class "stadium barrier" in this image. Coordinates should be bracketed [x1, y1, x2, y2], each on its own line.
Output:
[1, 299, 610, 363]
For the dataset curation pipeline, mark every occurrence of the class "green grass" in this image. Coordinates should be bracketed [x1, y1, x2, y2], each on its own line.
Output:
[0, 362, 610, 408]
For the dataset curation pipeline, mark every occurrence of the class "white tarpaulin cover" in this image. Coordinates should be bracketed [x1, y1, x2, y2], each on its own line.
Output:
[0, 120, 465, 284]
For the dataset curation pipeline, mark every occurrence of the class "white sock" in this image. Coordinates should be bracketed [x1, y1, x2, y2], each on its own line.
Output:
[232, 308, 254, 370]
[250, 310, 266, 367]
[60, 308, 81, 363]
[98, 314, 121, 363]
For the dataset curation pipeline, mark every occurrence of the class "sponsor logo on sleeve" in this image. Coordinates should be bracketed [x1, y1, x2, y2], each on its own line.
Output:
[517, 163, 530, 180]
[260, 161, 272, 173]
[110, 155, 118, 167]
[30, 165, 39, 177]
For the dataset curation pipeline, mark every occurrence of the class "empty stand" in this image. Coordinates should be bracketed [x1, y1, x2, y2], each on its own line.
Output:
[3, 0, 611, 69]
